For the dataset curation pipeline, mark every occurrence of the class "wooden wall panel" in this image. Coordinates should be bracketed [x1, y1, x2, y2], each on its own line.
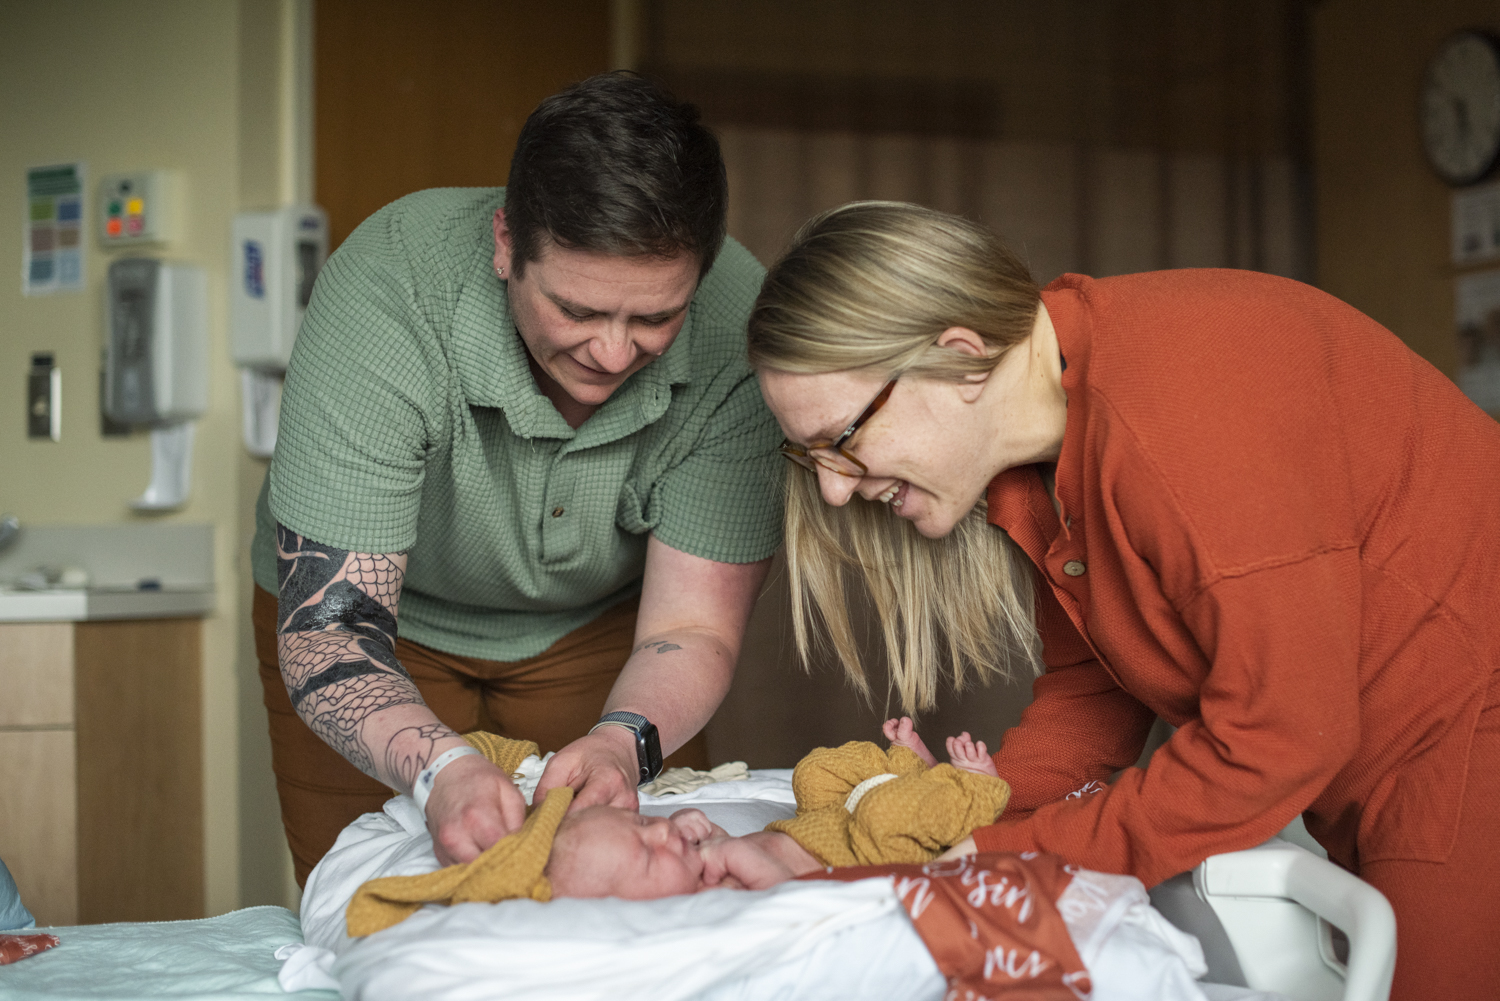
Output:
[1312, 0, 1500, 376]
[73, 618, 203, 923]
[0, 623, 74, 727]
[316, 0, 611, 251]
[0, 729, 77, 927]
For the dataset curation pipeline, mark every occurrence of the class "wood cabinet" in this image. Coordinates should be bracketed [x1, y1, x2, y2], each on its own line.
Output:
[0, 618, 202, 926]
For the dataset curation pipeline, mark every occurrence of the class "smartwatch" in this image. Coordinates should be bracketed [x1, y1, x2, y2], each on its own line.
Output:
[590, 711, 664, 785]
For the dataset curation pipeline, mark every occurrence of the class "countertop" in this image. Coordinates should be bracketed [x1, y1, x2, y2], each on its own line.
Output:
[0, 523, 215, 622]
[0, 586, 215, 622]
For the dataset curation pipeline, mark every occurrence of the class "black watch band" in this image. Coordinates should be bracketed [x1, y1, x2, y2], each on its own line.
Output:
[590, 711, 664, 785]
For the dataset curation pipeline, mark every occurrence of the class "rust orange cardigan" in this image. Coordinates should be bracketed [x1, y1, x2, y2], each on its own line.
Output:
[973, 270, 1500, 887]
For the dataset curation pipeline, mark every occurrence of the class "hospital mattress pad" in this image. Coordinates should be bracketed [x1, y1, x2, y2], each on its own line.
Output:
[0, 906, 336, 1001]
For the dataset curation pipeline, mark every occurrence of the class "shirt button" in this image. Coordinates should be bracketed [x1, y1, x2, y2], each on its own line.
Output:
[551, 507, 565, 518]
[1063, 560, 1086, 577]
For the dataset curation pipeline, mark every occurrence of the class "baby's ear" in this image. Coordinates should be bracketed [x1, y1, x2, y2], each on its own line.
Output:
[541, 818, 576, 888]
[542, 853, 579, 899]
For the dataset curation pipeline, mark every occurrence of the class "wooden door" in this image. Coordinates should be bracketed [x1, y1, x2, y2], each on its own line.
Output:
[316, 0, 611, 250]
[74, 619, 204, 924]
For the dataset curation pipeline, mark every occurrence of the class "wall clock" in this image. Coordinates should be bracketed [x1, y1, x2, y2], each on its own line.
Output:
[1421, 31, 1500, 187]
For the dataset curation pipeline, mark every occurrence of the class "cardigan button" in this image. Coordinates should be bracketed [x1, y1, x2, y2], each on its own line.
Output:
[552, 507, 565, 518]
[1062, 560, 1086, 577]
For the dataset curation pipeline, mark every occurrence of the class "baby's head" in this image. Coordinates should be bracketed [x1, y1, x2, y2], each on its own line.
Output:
[544, 805, 723, 900]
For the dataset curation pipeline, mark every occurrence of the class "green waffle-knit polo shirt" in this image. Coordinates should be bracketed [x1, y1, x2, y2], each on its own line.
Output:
[251, 187, 783, 661]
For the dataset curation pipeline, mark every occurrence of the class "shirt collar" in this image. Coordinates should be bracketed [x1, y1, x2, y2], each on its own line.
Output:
[987, 277, 1092, 536]
[1043, 279, 1091, 533]
[569, 304, 695, 451]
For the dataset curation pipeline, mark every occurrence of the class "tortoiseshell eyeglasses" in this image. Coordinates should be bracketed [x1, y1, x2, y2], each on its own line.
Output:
[778, 377, 898, 478]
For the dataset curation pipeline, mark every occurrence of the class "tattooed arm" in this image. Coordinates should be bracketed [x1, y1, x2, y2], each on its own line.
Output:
[534, 534, 773, 811]
[275, 522, 527, 863]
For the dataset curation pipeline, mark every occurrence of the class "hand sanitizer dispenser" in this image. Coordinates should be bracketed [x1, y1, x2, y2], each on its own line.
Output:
[105, 258, 208, 510]
[231, 206, 328, 457]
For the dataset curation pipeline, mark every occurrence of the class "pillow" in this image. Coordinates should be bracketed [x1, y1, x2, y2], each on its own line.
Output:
[0, 857, 35, 931]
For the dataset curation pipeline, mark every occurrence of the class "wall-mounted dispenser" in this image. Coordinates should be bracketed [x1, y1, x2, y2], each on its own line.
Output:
[231, 206, 328, 457]
[105, 258, 208, 511]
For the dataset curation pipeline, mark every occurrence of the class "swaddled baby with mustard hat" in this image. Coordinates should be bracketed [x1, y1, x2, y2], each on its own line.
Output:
[346, 719, 1010, 937]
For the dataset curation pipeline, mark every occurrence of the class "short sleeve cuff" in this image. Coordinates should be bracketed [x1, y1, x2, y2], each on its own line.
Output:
[650, 456, 784, 564]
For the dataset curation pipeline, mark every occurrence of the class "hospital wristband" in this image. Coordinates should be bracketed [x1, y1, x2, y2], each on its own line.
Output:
[412, 745, 484, 816]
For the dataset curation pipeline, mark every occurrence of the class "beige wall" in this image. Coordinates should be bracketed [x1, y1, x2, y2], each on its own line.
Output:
[0, 0, 297, 915]
[1313, 0, 1500, 371]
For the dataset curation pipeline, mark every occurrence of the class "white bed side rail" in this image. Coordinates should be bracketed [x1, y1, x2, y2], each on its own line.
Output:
[1198, 842, 1396, 1001]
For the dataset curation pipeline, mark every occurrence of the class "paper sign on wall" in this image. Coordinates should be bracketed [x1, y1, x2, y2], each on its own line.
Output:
[1452, 182, 1500, 266]
[24, 162, 86, 296]
[1455, 268, 1500, 415]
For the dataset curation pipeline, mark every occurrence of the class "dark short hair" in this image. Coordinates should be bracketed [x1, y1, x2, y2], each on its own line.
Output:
[504, 72, 727, 280]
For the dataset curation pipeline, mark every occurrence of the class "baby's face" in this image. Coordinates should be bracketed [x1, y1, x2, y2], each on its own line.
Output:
[548, 806, 725, 900]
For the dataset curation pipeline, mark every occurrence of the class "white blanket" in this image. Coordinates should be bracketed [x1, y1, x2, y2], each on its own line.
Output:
[284, 761, 1266, 1001]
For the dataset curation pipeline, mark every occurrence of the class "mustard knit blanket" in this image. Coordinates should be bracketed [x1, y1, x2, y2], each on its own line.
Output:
[765, 741, 1011, 867]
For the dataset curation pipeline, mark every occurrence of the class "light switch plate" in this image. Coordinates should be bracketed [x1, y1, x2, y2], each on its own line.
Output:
[27, 353, 60, 441]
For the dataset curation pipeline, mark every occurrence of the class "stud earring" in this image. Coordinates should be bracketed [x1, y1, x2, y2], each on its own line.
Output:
[496, 265, 506, 278]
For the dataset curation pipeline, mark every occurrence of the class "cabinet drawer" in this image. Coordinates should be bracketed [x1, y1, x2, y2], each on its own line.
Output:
[0, 623, 74, 727]
[0, 729, 78, 926]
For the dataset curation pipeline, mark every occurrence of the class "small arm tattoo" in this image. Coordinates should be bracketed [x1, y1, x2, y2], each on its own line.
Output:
[636, 640, 683, 654]
[384, 723, 448, 791]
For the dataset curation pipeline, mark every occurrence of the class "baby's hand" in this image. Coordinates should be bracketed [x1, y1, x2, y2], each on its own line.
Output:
[700, 833, 800, 891]
[882, 716, 938, 767]
[945, 732, 998, 776]
[696, 834, 741, 889]
[668, 808, 726, 846]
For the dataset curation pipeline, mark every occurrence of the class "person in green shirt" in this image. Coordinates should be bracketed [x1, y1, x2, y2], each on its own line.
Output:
[250, 73, 782, 883]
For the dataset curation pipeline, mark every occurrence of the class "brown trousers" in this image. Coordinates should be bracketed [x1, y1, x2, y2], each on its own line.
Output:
[253, 585, 708, 886]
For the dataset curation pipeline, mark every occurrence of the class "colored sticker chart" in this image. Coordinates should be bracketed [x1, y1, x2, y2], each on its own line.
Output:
[24, 162, 85, 295]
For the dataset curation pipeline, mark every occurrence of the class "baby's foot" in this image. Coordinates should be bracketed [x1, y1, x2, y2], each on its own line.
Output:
[946, 732, 998, 776]
[883, 716, 938, 767]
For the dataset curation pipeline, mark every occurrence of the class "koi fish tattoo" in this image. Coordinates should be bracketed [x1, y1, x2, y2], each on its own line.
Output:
[275, 524, 453, 783]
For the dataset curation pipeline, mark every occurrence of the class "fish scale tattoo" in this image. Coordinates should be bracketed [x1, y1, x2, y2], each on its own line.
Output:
[276, 524, 459, 785]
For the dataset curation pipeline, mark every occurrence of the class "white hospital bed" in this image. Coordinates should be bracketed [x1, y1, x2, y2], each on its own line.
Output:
[1150, 839, 1396, 1001]
[0, 770, 1395, 1001]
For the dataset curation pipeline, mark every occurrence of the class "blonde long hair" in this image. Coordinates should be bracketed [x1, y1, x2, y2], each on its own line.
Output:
[748, 201, 1044, 714]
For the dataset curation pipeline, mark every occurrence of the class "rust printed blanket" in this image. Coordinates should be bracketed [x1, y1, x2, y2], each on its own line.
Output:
[805, 852, 1091, 1000]
[0, 933, 60, 965]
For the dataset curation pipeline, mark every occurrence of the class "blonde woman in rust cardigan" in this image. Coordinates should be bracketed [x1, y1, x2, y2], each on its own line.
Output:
[748, 201, 1500, 1001]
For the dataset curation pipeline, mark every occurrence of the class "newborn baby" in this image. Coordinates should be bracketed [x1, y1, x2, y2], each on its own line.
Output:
[543, 806, 821, 899]
[348, 722, 1011, 933]
[546, 719, 1006, 900]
